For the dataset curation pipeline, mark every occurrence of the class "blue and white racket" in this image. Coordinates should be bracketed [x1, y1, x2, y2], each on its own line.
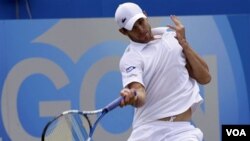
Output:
[41, 96, 125, 141]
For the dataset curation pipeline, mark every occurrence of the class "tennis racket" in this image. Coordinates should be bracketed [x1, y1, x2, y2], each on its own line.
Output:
[41, 95, 129, 141]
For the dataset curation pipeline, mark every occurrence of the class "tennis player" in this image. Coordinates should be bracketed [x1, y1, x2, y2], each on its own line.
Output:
[115, 2, 211, 141]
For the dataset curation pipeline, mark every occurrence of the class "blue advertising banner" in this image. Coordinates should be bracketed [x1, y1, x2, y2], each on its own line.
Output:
[1, 0, 250, 19]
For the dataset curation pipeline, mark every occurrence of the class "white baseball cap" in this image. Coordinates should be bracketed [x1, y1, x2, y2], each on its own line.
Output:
[115, 2, 146, 30]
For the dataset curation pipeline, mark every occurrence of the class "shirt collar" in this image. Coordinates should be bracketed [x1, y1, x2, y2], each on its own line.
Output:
[128, 27, 167, 52]
[129, 35, 162, 52]
[129, 40, 148, 52]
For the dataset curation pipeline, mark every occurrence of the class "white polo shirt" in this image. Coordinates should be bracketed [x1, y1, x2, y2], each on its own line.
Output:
[119, 27, 203, 128]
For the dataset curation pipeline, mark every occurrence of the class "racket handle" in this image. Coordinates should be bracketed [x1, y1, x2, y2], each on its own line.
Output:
[105, 96, 123, 112]
[105, 91, 137, 112]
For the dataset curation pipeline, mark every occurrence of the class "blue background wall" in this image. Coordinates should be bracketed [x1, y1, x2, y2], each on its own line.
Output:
[0, 0, 250, 19]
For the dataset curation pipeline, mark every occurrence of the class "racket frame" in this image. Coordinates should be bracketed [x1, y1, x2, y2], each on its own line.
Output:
[41, 96, 124, 141]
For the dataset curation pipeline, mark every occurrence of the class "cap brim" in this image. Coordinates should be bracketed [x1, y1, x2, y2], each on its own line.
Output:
[124, 13, 146, 31]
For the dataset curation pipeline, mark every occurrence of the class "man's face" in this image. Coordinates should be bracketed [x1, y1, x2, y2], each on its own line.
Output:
[125, 18, 154, 43]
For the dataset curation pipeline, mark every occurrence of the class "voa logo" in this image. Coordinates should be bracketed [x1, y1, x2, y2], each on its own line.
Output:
[226, 129, 246, 136]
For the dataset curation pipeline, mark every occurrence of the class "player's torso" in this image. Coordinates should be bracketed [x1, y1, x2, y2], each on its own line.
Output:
[140, 34, 189, 94]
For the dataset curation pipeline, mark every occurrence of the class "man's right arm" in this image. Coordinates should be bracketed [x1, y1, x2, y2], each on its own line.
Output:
[120, 82, 146, 108]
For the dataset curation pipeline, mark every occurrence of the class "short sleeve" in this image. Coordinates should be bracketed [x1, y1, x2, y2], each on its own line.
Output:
[119, 49, 144, 88]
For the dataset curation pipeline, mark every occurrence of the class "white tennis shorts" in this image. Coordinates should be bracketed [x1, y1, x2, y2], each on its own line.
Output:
[127, 120, 203, 141]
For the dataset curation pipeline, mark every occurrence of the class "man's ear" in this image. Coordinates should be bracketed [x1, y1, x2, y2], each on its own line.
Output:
[119, 28, 128, 35]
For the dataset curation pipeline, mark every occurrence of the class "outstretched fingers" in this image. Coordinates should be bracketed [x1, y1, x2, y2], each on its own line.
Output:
[167, 15, 186, 40]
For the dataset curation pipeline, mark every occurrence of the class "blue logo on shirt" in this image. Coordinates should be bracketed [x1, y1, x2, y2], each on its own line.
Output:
[126, 66, 136, 73]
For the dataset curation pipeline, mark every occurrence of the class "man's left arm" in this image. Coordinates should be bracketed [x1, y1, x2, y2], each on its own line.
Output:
[167, 15, 211, 84]
[179, 39, 211, 84]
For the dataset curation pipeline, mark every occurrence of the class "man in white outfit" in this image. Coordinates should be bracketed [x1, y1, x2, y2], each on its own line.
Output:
[114, 2, 211, 141]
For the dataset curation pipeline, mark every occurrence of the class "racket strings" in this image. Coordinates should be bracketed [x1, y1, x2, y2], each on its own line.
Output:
[43, 113, 90, 141]
[66, 114, 85, 141]
[44, 117, 73, 140]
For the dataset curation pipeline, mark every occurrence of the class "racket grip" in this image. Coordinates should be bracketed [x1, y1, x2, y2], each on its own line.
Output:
[105, 91, 137, 112]
[105, 96, 123, 112]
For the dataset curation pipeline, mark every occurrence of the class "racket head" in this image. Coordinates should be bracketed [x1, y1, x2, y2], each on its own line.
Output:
[41, 110, 91, 141]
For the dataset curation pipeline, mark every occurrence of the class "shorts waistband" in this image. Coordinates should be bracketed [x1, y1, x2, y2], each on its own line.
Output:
[159, 107, 192, 122]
